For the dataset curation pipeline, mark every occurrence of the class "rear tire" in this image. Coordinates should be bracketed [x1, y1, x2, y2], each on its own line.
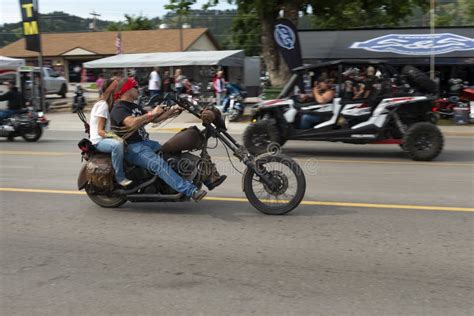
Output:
[243, 120, 282, 155]
[228, 108, 241, 122]
[21, 125, 42, 142]
[403, 122, 443, 161]
[87, 192, 127, 208]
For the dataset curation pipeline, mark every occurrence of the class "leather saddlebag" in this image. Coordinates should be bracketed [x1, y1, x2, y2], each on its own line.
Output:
[85, 153, 115, 191]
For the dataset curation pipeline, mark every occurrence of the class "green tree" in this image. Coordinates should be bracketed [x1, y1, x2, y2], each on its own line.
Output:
[435, 0, 474, 26]
[166, 0, 428, 87]
[106, 14, 155, 31]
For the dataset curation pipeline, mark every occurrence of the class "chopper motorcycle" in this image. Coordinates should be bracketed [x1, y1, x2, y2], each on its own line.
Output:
[77, 94, 306, 215]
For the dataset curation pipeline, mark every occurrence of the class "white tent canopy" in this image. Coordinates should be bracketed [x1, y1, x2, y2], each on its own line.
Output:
[83, 50, 245, 69]
[0, 56, 25, 69]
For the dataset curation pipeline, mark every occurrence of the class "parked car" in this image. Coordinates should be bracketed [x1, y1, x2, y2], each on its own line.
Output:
[19, 66, 68, 98]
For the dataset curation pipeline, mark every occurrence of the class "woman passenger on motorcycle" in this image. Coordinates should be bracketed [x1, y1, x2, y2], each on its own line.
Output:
[299, 79, 335, 129]
[89, 79, 132, 187]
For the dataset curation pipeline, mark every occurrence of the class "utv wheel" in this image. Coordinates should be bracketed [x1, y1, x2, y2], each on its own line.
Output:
[401, 66, 437, 94]
[59, 84, 68, 98]
[87, 192, 127, 208]
[243, 120, 282, 155]
[403, 122, 443, 161]
[21, 125, 42, 142]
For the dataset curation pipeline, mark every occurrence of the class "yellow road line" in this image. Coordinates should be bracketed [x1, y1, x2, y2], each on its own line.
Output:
[1, 187, 473, 213]
[212, 156, 474, 167]
[0, 188, 85, 195]
[1, 150, 473, 167]
[0, 150, 76, 156]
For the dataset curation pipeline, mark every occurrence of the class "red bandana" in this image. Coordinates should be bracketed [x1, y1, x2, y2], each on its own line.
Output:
[114, 78, 137, 100]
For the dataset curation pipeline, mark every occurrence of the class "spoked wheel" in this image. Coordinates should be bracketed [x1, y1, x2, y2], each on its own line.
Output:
[86, 190, 127, 208]
[243, 154, 306, 215]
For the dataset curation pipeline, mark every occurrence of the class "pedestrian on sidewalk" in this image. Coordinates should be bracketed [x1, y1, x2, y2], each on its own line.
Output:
[213, 70, 226, 107]
[148, 67, 161, 98]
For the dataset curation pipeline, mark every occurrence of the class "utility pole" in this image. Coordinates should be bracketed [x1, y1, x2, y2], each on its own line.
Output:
[90, 11, 101, 31]
[429, 0, 435, 80]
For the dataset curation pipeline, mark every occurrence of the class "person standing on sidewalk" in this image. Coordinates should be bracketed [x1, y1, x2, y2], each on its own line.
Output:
[148, 67, 161, 98]
[213, 70, 226, 108]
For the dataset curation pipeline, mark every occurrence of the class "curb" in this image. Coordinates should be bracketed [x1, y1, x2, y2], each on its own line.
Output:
[442, 131, 474, 137]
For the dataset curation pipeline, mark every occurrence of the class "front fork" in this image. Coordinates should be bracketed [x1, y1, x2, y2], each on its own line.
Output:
[206, 124, 279, 191]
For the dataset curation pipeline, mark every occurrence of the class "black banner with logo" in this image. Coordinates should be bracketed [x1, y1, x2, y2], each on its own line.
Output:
[19, 0, 41, 52]
[273, 19, 303, 72]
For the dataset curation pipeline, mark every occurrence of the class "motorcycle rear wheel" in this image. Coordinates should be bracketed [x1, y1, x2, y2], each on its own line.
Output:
[228, 108, 241, 122]
[87, 192, 127, 208]
[243, 154, 306, 215]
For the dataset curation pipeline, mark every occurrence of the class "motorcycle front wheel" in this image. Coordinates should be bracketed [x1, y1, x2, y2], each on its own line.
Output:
[86, 192, 127, 208]
[243, 154, 306, 215]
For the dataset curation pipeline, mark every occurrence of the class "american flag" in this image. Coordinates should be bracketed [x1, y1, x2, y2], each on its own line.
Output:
[115, 32, 122, 54]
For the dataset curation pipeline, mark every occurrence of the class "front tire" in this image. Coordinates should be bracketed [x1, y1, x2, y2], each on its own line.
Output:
[21, 125, 42, 142]
[403, 122, 444, 161]
[87, 192, 127, 208]
[243, 120, 282, 155]
[243, 154, 306, 215]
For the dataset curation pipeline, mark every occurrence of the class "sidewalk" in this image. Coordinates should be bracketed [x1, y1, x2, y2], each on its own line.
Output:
[44, 111, 474, 136]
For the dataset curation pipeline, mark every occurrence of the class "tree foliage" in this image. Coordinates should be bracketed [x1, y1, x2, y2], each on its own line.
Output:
[106, 14, 155, 31]
[435, 0, 474, 27]
[166, 0, 431, 86]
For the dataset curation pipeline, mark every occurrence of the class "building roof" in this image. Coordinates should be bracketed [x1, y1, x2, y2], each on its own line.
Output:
[84, 50, 245, 68]
[0, 28, 218, 58]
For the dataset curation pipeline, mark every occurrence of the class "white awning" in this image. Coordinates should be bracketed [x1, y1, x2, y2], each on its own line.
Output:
[0, 56, 25, 69]
[84, 50, 245, 69]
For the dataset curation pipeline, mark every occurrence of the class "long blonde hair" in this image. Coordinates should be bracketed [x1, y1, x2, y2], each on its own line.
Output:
[100, 79, 119, 111]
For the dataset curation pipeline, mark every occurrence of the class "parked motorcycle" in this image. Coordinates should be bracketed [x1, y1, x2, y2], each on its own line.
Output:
[72, 85, 86, 113]
[433, 79, 474, 120]
[0, 109, 49, 141]
[77, 94, 306, 215]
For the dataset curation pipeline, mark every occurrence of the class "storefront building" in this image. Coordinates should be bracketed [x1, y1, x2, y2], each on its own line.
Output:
[299, 27, 474, 88]
[0, 28, 219, 82]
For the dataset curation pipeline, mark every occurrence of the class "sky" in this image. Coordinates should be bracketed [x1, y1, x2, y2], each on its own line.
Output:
[0, 0, 236, 24]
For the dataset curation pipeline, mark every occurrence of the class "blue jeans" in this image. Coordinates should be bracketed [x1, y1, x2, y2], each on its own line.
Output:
[300, 114, 322, 129]
[149, 90, 160, 98]
[125, 139, 197, 197]
[0, 109, 18, 120]
[95, 138, 127, 182]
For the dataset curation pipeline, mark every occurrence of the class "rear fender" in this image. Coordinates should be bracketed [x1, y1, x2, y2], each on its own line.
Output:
[77, 163, 88, 190]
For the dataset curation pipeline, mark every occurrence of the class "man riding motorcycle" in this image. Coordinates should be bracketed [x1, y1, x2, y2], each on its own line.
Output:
[109, 78, 226, 201]
[0, 81, 24, 120]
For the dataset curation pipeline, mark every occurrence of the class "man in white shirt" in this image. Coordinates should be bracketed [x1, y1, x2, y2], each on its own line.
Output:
[148, 67, 161, 98]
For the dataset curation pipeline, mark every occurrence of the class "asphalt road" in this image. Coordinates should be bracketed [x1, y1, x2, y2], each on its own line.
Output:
[1, 131, 473, 315]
